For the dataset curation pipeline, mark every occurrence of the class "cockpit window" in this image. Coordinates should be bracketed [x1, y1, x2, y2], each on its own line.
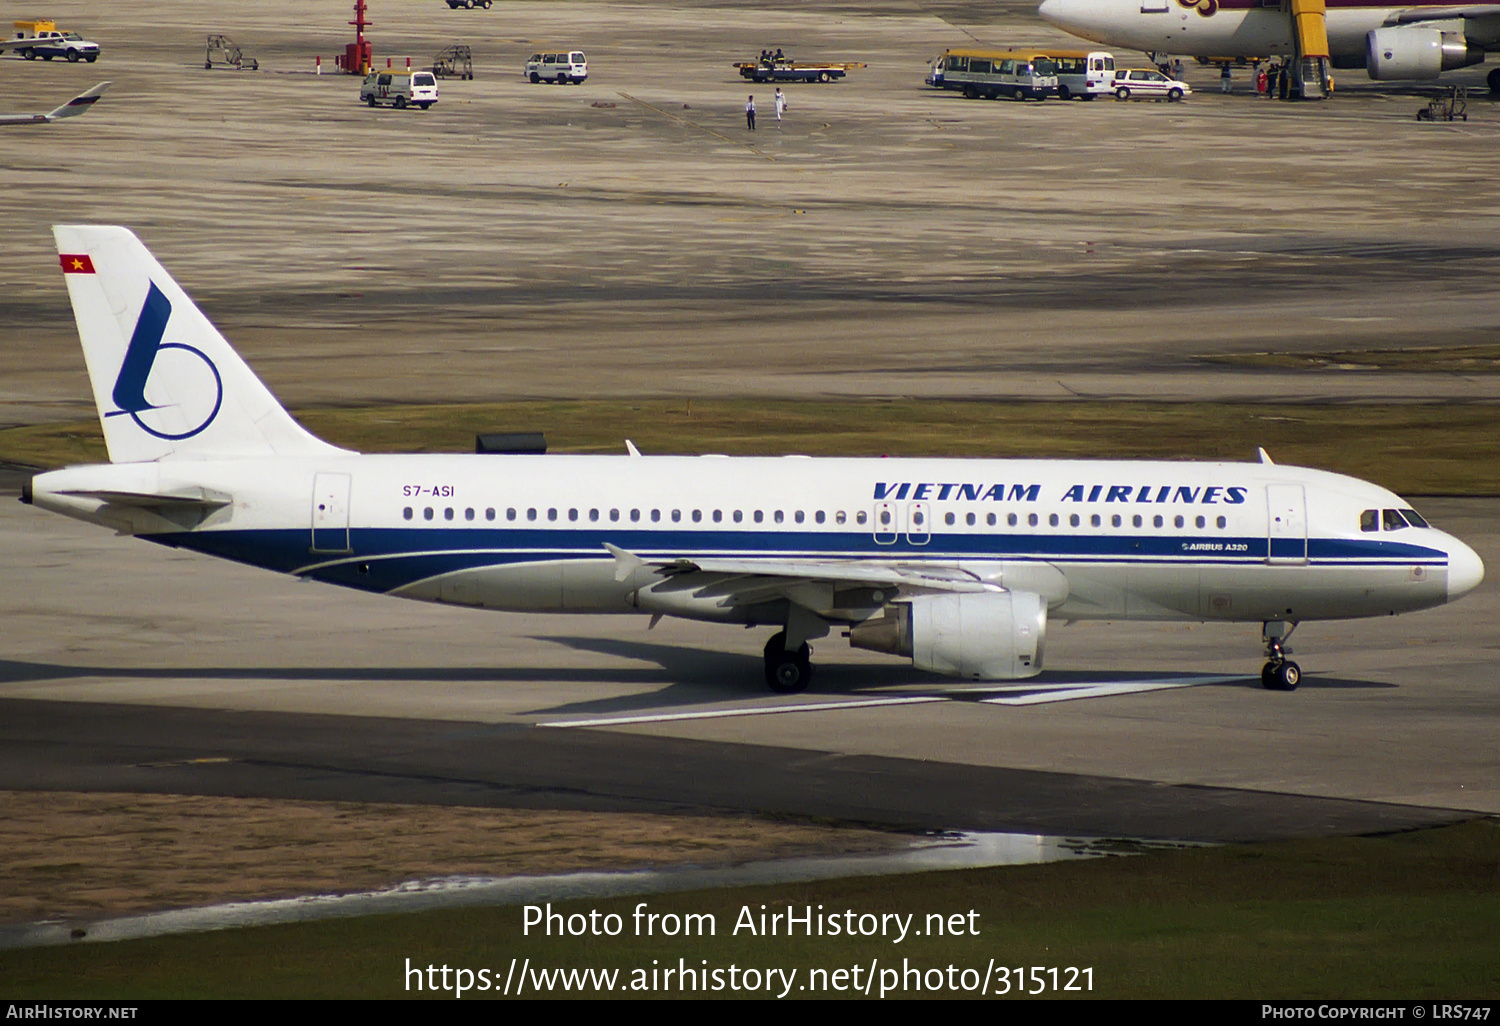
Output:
[1382, 508, 1409, 531]
[1400, 508, 1429, 529]
[1360, 509, 1378, 533]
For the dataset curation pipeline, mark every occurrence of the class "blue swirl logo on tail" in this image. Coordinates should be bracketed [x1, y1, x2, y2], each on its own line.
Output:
[106, 281, 223, 440]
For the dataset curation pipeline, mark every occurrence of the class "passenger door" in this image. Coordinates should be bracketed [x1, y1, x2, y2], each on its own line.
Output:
[1266, 484, 1307, 565]
[311, 472, 352, 553]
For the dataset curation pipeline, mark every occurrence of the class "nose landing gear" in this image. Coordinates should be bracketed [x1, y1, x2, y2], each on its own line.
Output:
[1261, 621, 1301, 691]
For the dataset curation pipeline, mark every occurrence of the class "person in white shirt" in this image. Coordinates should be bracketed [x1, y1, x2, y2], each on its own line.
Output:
[746, 95, 756, 130]
[774, 88, 787, 124]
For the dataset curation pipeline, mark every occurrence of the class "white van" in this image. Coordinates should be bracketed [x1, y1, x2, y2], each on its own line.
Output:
[359, 70, 439, 109]
[525, 51, 587, 84]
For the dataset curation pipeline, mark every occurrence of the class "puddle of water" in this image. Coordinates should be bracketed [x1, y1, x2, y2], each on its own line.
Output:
[0, 831, 1199, 949]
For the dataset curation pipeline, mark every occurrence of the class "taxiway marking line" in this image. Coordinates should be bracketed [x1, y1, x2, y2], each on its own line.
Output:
[984, 675, 1247, 705]
[540, 695, 947, 728]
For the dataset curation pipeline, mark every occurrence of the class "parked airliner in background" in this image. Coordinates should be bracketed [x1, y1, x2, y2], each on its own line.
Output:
[1039, 0, 1500, 93]
[24, 227, 1484, 693]
[0, 82, 108, 127]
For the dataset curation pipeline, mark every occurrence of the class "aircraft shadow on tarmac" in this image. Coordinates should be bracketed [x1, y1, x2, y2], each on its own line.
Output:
[0, 640, 1394, 724]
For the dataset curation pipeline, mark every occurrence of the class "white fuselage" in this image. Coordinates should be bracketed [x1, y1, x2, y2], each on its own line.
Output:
[1039, 0, 1403, 60]
[29, 452, 1482, 627]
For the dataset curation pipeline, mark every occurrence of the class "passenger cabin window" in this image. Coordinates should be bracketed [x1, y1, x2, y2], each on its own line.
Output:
[856, 511, 867, 525]
[403, 507, 413, 520]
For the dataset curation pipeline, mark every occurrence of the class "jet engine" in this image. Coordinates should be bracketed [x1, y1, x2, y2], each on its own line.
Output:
[848, 590, 1046, 680]
[1365, 26, 1484, 80]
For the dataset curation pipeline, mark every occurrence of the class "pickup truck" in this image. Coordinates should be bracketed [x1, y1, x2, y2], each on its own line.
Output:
[12, 30, 101, 63]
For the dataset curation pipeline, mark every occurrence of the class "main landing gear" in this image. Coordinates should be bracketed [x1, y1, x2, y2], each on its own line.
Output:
[764, 632, 813, 693]
[1261, 620, 1301, 691]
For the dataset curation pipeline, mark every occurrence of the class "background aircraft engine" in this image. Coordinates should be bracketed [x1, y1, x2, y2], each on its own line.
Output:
[848, 591, 1046, 680]
[1365, 27, 1483, 79]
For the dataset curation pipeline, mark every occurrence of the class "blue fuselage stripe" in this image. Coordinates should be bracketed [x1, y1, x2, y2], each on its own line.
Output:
[148, 526, 1448, 596]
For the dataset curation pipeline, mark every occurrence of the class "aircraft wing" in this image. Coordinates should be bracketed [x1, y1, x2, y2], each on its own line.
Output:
[603, 543, 997, 613]
[1390, 4, 1500, 20]
[0, 82, 109, 126]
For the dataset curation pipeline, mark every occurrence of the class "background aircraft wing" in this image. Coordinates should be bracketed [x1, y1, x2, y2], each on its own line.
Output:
[0, 82, 109, 126]
[1391, 4, 1500, 20]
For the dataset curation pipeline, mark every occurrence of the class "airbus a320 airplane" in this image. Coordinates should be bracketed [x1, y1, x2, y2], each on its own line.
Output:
[1039, 0, 1500, 93]
[24, 227, 1485, 693]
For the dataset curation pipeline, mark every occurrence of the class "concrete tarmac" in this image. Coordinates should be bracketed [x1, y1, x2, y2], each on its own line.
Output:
[2, 0, 1498, 848]
[3, 1, 1500, 425]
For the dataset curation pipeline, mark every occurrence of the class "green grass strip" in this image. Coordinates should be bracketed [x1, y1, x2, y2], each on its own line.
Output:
[4, 820, 1497, 999]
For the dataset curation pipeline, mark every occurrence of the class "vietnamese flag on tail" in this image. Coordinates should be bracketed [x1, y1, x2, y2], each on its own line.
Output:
[60, 254, 95, 274]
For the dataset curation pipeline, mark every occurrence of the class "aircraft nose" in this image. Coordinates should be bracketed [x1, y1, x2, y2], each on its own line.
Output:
[1447, 536, 1485, 601]
[1037, 0, 1069, 28]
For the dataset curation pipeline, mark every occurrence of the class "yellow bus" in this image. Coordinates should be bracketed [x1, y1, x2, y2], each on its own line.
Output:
[929, 49, 1059, 101]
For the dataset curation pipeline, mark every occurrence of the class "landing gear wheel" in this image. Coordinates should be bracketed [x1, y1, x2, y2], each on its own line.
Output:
[763, 632, 813, 694]
[1261, 660, 1301, 691]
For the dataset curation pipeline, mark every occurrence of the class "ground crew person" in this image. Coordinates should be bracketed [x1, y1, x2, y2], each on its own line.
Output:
[746, 95, 756, 130]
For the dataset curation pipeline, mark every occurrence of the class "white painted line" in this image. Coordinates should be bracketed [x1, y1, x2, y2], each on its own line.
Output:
[983, 675, 1247, 706]
[540, 695, 948, 728]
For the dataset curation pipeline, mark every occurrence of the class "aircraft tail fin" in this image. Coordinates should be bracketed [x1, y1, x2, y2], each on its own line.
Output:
[52, 225, 352, 463]
[44, 81, 110, 121]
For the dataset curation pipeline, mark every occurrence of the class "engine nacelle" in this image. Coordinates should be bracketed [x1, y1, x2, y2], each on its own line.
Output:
[848, 590, 1046, 680]
[1366, 27, 1484, 80]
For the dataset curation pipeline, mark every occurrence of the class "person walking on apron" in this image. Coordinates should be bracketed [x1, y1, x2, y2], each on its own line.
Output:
[774, 88, 787, 124]
[746, 95, 756, 130]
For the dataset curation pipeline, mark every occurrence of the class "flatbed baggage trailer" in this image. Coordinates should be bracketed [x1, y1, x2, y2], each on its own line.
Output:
[734, 58, 865, 83]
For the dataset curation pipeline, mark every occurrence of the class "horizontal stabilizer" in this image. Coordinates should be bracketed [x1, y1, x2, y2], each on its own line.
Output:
[57, 486, 231, 510]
